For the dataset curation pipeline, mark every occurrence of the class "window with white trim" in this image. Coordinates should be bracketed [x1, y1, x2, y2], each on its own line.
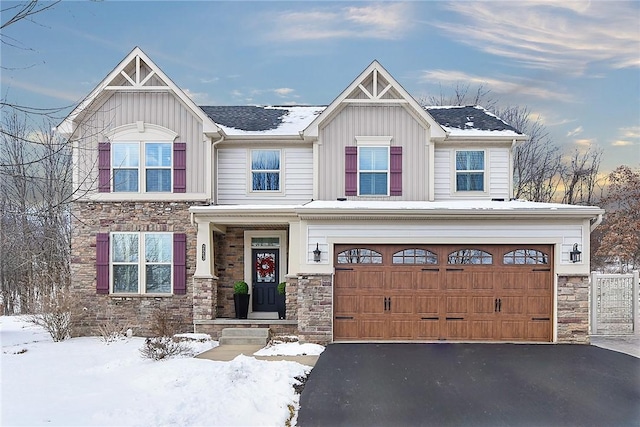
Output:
[111, 232, 173, 294]
[455, 150, 484, 192]
[359, 146, 389, 196]
[251, 149, 280, 191]
[112, 142, 173, 192]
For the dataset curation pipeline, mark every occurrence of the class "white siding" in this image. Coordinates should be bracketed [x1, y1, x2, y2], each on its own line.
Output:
[318, 104, 430, 201]
[305, 220, 584, 270]
[488, 148, 510, 200]
[75, 91, 206, 196]
[433, 149, 451, 199]
[217, 147, 313, 205]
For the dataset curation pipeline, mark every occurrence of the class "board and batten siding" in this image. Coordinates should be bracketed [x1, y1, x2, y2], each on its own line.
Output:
[305, 220, 583, 270]
[433, 146, 510, 200]
[75, 91, 206, 195]
[216, 147, 313, 205]
[318, 105, 430, 201]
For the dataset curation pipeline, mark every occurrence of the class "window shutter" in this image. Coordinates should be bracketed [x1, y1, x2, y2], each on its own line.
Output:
[96, 233, 110, 294]
[98, 143, 111, 193]
[173, 143, 186, 193]
[345, 146, 358, 196]
[173, 233, 187, 295]
[390, 146, 402, 196]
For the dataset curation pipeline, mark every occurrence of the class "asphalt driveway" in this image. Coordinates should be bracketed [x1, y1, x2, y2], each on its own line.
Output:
[298, 343, 640, 427]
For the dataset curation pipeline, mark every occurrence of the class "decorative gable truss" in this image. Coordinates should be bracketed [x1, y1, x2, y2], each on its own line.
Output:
[106, 54, 168, 90]
[344, 68, 407, 103]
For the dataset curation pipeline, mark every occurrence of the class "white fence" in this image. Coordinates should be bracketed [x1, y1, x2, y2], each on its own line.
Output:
[591, 271, 639, 335]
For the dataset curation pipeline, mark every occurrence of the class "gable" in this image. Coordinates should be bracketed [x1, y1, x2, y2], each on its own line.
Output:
[304, 60, 447, 140]
[58, 47, 220, 137]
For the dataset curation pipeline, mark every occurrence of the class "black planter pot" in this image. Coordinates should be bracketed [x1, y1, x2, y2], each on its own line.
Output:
[276, 294, 286, 319]
[234, 294, 250, 319]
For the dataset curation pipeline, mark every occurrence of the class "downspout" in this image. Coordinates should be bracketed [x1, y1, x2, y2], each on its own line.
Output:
[210, 133, 225, 205]
[590, 213, 603, 232]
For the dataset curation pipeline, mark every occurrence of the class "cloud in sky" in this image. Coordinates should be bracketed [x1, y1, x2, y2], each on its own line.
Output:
[567, 126, 583, 137]
[436, 1, 640, 75]
[611, 126, 640, 147]
[264, 3, 412, 41]
[2, 78, 81, 103]
[420, 69, 570, 102]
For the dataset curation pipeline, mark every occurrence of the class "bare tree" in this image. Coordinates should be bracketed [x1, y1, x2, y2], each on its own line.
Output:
[0, 112, 71, 314]
[497, 106, 565, 202]
[560, 147, 603, 205]
[418, 82, 498, 111]
[595, 165, 640, 273]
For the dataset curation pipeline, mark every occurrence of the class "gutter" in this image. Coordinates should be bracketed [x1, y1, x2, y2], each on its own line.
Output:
[590, 213, 603, 232]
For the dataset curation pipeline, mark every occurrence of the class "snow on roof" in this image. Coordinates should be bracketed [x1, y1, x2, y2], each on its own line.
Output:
[298, 199, 600, 212]
[425, 105, 523, 137]
[199, 104, 523, 138]
[200, 106, 325, 136]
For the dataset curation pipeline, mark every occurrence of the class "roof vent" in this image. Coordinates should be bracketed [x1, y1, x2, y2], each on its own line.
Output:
[337, 198, 347, 201]
[491, 198, 505, 202]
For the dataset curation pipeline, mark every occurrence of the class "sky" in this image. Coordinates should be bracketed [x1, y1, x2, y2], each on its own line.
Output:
[1, 1, 639, 174]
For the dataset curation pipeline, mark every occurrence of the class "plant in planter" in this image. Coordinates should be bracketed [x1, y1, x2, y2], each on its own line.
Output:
[276, 282, 286, 320]
[233, 281, 250, 319]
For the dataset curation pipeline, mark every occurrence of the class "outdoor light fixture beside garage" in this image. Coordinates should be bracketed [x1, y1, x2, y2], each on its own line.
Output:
[570, 243, 582, 263]
[313, 243, 322, 262]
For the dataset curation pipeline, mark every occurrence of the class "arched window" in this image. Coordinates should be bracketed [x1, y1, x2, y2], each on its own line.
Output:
[448, 249, 492, 265]
[336, 248, 383, 264]
[392, 248, 437, 264]
[503, 249, 549, 265]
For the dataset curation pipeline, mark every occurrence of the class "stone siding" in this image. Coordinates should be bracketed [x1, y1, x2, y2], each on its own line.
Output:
[214, 227, 245, 318]
[71, 201, 203, 336]
[296, 274, 333, 345]
[557, 275, 590, 344]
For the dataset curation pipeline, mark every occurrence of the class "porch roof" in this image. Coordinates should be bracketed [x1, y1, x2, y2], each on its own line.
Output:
[189, 200, 604, 222]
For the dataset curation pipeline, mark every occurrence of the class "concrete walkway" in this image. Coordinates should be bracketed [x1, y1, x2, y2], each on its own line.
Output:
[196, 344, 319, 366]
[590, 334, 640, 358]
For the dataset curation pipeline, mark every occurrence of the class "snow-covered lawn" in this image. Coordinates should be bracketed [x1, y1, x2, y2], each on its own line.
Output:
[0, 316, 320, 426]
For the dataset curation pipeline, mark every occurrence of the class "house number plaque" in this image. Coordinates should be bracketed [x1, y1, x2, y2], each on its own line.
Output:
[201, 244, 206, 261]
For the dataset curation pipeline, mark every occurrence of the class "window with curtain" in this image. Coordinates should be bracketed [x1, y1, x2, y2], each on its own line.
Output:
[359, 146, 388, 195]
[251, 150, 280, 191]
[456, 150, 484, 191]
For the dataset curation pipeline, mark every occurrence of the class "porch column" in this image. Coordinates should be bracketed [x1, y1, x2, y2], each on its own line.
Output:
[193, 219, 217, 321]
[194, 218, 215, 278]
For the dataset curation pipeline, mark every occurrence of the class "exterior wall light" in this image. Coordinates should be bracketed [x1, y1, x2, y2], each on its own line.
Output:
[570, 243, 582, 263]
[313, 243, 322, 262]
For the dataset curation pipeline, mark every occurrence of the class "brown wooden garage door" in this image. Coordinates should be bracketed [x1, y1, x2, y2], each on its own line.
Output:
[334, 244, 553, 342]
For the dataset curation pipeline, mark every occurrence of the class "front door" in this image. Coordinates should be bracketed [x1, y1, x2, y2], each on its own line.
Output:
[252, 248, 279, 311]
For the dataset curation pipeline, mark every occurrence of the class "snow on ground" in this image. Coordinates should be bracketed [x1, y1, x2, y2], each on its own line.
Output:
[254, 337, 324, 357]
[1, 316, 314, 426]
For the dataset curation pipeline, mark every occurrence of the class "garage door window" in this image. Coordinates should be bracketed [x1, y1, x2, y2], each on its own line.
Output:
[392, 248, 438, 264]
[337, 248, 383, 264]
[503, 249, 549, 265]
[448, 249, 492, 265]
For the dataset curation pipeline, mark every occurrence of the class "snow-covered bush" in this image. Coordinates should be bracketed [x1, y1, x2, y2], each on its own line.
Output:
[139, 337, 189, 360]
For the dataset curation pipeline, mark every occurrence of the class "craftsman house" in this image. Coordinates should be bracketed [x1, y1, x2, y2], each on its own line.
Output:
[60, 47, 603, 344]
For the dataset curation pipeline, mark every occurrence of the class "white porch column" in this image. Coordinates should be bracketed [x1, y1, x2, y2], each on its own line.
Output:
[288, 219, 301, 275]
[194, 218, 216, 278]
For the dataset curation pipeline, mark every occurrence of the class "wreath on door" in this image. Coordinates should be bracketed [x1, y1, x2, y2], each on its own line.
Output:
[255, 254, 275, 278]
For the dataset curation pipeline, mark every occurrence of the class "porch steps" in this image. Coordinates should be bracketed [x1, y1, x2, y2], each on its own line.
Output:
[219, 327, 270, 346]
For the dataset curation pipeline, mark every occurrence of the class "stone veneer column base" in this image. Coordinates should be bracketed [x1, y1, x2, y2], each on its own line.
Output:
[557, 275, 590, 344]
[193, 277, 217, 322]
[296, 273, 333, 345]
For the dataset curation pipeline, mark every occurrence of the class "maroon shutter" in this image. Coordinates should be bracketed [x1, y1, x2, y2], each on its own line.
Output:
[98, 143, 111, 192]
[173, 143, 186, 193]
[96, 233, 110, 294]
[390, 146, 402, 196]
[173, 233, 187, 295]
[345, 146, 358, 196]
